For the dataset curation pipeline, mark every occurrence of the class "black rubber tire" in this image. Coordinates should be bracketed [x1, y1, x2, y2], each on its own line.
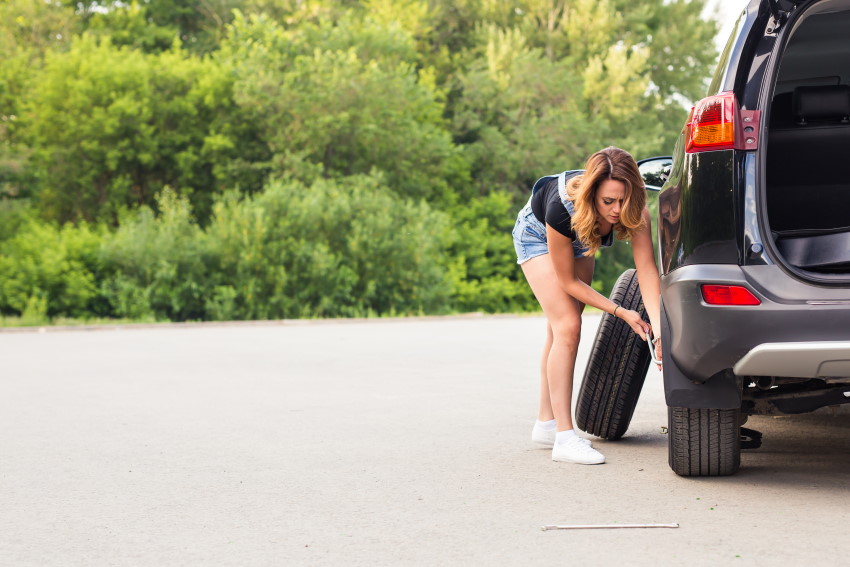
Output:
[576, 269, 651, 440]
[668, 407, 741, 476]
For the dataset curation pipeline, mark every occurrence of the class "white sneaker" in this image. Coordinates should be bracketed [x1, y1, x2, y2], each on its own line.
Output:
[552, 437, 605, 464]
[532, 426, 592, 448]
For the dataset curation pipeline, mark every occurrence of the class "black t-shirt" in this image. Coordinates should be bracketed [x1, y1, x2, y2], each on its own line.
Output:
[530, 177, 577, 240]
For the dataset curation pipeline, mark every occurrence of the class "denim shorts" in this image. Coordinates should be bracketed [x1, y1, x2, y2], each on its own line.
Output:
[512, 198, 589, 264]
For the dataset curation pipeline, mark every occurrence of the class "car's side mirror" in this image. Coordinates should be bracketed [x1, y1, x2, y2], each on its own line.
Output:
[638, 156, 673, 192]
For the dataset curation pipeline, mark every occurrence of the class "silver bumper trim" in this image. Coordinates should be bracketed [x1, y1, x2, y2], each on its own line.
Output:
[733, 342, 850, 378]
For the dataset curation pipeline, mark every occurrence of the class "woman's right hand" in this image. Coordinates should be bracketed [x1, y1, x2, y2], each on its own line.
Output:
[618, 308, 650, 339]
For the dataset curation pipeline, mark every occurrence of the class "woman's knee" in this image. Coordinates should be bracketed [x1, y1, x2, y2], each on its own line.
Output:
[550, 318, 581, 344]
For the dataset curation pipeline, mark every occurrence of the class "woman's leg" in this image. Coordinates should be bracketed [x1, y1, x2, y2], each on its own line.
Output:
[537, 324, 555, 421]
[573, 255, 596, 311]
[524, 254, 595, 430]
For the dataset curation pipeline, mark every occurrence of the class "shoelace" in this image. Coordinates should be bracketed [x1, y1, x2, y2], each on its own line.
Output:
[569, 438, 600, 454]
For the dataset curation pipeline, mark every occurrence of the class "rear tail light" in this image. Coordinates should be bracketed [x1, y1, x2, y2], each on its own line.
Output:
[686, 92, 737, 152]
[701, 284, 761, 306]
[684, 92, 760, 153]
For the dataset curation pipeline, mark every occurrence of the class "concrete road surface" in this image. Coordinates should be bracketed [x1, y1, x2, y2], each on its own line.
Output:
[2, 314, 850, 566]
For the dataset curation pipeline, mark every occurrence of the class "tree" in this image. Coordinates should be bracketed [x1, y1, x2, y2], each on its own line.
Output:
[452, 25, 605, 198]
[76, 0, 243, 54]
[0, 0, 78, 57]
[451, 0, 717, 194]
[0, 0, 79, 201]
[20, 36, 266, 223]
[220, 11, 470, 204]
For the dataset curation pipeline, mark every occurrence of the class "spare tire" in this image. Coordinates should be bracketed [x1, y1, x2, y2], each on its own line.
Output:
[576, 269, 651, 440]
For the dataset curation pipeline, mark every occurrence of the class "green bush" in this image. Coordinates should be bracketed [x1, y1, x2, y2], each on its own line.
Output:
[99, 189, 209, 321]
[446, 191, 538, 313]
[92, 175, 454, 321]
[0, 215, 103, 318]
[205, 173, 453, 319]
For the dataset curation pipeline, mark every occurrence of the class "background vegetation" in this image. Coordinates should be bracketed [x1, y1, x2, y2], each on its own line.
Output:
[0, 0, 718, 324]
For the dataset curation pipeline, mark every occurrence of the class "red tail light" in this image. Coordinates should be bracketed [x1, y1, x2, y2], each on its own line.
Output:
[701, 284, 761, 306]
[684, 92, 761, 153]
[686, 92, 737, 152]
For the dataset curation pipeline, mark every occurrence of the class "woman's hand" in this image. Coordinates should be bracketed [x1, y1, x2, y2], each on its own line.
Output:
[618, 309, 663, 369]
[618, 308, 650, 338]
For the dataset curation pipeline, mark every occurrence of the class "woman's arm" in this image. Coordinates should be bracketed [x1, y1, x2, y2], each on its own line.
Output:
[630, 209, 662, 336]
[546, 224, 650, 337]
[630, 208, 663, 366]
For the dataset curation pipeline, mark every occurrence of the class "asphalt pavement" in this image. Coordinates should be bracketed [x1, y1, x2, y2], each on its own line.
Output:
[2, 314, 849, 565]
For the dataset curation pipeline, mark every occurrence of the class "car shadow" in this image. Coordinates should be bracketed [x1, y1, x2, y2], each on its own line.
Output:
[674, 412, 850, 486]
[600, 434, 668, 448]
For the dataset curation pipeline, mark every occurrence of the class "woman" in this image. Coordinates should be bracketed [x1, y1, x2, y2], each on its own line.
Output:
[512, 146, 662, 465]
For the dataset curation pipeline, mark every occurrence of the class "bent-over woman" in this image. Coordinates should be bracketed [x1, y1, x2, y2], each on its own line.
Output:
[512, 146, 663, 465]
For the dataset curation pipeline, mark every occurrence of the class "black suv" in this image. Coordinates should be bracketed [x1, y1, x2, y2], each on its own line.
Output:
[577, 0, 850, 476]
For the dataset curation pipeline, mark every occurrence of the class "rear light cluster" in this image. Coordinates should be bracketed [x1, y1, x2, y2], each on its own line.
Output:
[701, 284, 761, 306]
[685, 92, 760, 153]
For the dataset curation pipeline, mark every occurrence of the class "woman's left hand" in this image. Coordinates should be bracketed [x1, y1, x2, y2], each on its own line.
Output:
[619, 308, 650, 338]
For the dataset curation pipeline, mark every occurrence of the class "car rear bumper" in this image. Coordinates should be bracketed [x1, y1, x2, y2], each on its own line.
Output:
[733, 342, 850, 378]
[661, 264, 850, 409]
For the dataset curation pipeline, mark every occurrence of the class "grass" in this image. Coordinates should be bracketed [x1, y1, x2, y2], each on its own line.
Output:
[0, 315, 155, 328]
[0, 306, 607, 329]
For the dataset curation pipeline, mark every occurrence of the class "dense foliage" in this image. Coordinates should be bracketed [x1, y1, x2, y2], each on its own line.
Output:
[0, 0, 718, 322]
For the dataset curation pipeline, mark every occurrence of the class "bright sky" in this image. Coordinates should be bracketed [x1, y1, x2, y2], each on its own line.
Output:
[709, 0, 751, 49]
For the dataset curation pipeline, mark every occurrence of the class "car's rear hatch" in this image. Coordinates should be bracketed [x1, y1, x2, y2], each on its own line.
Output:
[759, 0, 850, 283]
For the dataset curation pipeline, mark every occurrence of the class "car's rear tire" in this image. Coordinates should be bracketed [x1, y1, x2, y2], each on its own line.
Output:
[668, 407, 741, 476]
[576, 269, 651, 440]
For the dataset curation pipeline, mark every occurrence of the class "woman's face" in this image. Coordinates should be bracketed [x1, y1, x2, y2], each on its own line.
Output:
[595, 179, 627, 225]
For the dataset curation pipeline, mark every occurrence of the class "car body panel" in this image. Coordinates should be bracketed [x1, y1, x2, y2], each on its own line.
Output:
[658, 151, 738, 274]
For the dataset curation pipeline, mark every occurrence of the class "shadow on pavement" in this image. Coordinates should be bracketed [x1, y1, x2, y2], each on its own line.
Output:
[601, 434, 668, 448]
[677, 412, 850, 487]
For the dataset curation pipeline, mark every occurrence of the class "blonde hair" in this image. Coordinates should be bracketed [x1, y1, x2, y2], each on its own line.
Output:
[566, 146, 646, 257]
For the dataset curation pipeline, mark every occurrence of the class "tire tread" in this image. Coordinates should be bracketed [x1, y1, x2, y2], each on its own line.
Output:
[669, 407, 741, 476]
[576, 269, 651, 440]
